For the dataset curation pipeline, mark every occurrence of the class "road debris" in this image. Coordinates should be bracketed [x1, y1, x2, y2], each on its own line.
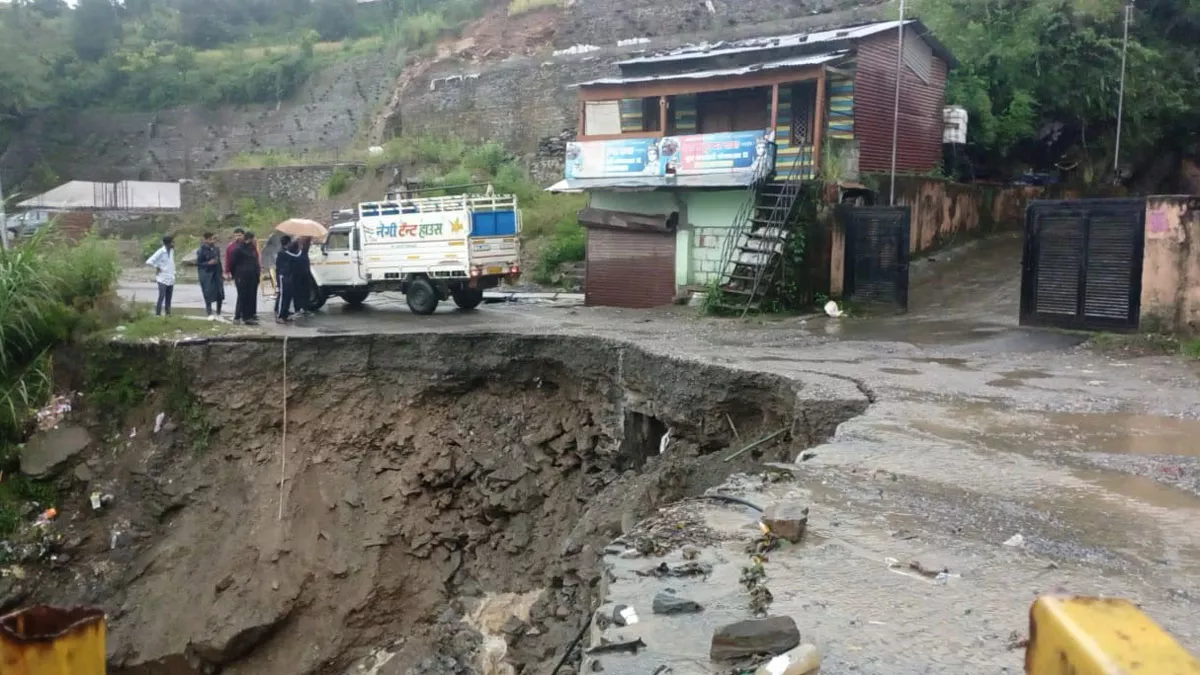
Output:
[761, 502, 809, 544]
[35, 395, 74, 430]
[1003, 534, 1025, 548]
[586, 638, 646, 655]
[636, 561, 712, 578]
[652, 591, 703, 615]
[752, 643, 821, 674]
[710, 616, 800, 662]
[611, 604, 639, 627]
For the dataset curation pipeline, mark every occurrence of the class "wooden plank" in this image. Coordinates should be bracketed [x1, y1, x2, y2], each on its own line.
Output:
[813, 66, 827, 177]
[578, 207, 679, 233]
[575, 131, 664, 142]
[578, 67, 822, 102]
[770, 84, 780, 132]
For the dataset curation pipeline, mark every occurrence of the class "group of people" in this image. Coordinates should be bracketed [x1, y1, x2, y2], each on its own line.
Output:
[145, 228, 315, 326]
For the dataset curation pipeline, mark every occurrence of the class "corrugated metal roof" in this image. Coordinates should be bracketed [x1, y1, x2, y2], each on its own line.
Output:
[576, 51, 847, 88]
[616, 20, 909, 66]
[18, 180, 181, 210]
[614, 19, 956, 69]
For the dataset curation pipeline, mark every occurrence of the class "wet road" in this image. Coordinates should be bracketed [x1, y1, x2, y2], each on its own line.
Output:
[120, 234, 1200, 672]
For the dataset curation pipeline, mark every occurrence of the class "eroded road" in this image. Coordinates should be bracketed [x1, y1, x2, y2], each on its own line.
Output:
[124, 234, 1200, 672]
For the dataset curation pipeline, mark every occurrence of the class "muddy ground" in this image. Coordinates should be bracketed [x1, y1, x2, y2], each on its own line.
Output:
[14, 233, 1200, 673]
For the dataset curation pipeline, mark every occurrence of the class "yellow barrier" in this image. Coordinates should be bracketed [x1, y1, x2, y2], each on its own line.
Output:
[1027, 595, 1200, 675]
[0, 605, 106, 675]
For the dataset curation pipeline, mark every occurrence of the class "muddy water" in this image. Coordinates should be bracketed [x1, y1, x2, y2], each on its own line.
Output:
[810, 396, 1200, 586]
[909, 404, 1200, 459]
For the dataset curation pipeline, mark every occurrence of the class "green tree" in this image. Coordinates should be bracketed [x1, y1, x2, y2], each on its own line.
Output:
[915, 0, 1200, 182]
[312, 0, 358, 41]
[71, 0, 122, 62]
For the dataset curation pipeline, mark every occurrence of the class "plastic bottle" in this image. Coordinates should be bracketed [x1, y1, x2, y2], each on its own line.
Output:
[754, 643, 821, 675]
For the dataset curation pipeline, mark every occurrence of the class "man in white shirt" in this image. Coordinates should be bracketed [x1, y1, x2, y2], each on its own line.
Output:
[145, 235, 177, 316]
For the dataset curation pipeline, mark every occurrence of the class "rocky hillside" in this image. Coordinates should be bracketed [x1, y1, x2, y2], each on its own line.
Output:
[0, 0, 887, 187]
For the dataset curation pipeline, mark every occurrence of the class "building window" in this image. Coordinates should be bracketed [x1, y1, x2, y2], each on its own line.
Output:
[791, 82, 817, 145]
[697, 88, 770, 134]
[642, 97, 662, 132]
[584, 101, 622, 135]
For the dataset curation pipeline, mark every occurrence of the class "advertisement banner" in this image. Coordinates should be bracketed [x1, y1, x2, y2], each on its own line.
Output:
[360, 210, 469, 244]
[565, 138, 663, 179]
[660, 130, 770, 176]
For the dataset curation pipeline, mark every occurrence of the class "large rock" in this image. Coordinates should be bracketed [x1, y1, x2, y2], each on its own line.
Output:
[652, 592, 703, 615]
[762, 502, 810, 543]
[710, 616, 801, 662]
[20, 425, 92, 477]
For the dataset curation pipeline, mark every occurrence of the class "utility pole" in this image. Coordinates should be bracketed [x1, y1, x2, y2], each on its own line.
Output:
[889, 0, 906, 206]
[0, 170, 9, 252]
[1113, 0, 1132, 179]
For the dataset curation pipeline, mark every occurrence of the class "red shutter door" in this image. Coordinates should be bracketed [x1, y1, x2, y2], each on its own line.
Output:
[585, 228, 676, 308]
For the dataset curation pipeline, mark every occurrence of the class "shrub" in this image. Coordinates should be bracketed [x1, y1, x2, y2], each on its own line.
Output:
[508, 0, 564, 16]
[322, 167, 354, 197]
[397, 12, 447, 49]
[533, 219, 586, 285]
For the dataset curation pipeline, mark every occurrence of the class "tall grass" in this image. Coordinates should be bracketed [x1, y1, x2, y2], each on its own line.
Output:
[0, 231, 121, 444]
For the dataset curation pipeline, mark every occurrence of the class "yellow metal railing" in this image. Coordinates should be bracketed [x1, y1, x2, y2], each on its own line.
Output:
[1026, 596, 1200, 675]
[0, 605, 106, 675]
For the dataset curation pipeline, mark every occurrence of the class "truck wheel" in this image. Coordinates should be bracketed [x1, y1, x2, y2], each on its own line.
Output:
[406, 278, 439, 315]
[341, 290, 370, 307]
[451, 288, 484, 310]
[308, 286, 328, 311]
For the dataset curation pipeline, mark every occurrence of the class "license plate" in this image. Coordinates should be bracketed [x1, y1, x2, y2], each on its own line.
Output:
[486, 265, 504, 275]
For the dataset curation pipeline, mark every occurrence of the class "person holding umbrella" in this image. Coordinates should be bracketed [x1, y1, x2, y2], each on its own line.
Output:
[274, 219, 327, 316]
[274, 235, 303, 324]
[231, 232, 262, 325]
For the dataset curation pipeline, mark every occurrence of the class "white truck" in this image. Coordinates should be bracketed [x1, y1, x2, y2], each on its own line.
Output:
[308, 193, 522, 315]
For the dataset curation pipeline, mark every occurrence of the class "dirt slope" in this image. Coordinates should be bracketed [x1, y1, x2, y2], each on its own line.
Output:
[8, 333, 865, 674]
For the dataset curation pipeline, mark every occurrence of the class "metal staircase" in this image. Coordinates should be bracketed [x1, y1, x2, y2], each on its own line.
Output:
[713, 147, 810, 316]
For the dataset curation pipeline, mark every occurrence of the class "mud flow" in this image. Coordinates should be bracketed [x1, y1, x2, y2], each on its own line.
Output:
[25, 333, 865, 675]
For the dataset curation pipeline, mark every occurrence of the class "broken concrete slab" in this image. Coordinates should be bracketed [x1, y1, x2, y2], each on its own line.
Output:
[20, 424, 91, 477]
[710, 615, 800, 662]
[652, 591, 702, 615]
[762, 502, 809, 543]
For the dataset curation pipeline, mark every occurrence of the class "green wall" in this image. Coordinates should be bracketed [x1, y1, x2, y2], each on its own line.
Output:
[588, 189, 750, 288]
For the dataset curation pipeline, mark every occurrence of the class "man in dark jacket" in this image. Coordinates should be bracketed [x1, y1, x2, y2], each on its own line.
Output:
[231, 232, 262, 325]
[292, 237, 314, 315]
[196, 232, 225, 318]
[275, 236, 302, 323]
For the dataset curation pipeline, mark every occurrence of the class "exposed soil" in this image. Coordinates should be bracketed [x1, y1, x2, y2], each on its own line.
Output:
[371, 3, 565, 144]
[6, 333, 864, 675]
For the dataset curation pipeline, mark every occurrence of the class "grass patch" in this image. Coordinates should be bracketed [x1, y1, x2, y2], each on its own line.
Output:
[111, 316, 245, 342]
[508, 0, 565, 15]
[1086, 332, 1200, 359]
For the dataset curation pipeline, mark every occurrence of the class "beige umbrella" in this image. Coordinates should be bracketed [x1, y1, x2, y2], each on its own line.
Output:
[275, 218, 328, 241]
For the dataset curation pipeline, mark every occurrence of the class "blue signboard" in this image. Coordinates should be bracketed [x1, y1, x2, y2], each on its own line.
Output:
[563, 130, 773, 181]
[565, 138, 663, 179]
[661, 130, 770, 175]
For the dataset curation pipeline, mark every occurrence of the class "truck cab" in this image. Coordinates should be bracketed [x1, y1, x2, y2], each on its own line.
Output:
[309, 193, 521, 315]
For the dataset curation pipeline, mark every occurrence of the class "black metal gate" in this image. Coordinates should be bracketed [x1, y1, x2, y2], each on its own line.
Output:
[842, 206, 911, 311]
[1020, 199, 1145, 331]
